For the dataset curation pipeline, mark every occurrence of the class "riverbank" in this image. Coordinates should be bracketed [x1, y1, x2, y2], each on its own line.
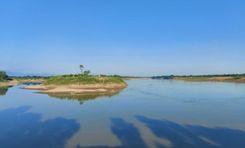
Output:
[0, 78, 44, 87]
[152, 74, 245, 83]
[174, 76, 245, 83]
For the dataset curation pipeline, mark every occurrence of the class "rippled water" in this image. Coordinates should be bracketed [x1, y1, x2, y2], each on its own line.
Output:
[0, 79, 245, 148]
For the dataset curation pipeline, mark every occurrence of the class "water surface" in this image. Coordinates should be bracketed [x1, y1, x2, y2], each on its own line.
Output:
[0, 79, 245, 148]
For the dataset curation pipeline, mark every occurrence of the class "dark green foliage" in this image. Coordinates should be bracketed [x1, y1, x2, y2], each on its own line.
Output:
[152, 75, 174, 80]
[0, 71, 8, 82]
[0, 86, 9, 96]
[83, 70, 91, 76]
[79, 65, 84, 73]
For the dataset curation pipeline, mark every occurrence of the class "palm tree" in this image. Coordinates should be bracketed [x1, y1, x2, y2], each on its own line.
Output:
[79, 65, 84, 73]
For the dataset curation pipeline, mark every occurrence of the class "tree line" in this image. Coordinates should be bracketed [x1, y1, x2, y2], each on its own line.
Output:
[152, 74, 245, 79]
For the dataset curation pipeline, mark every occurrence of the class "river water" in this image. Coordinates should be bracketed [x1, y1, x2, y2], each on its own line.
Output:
[0, 79, 245, 148]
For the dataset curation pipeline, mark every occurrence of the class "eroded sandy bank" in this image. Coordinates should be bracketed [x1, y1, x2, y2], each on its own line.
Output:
[24, 83, 127, 94]
[0, 80, 19, 87]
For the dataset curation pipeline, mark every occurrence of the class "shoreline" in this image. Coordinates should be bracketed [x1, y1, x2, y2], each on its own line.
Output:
[0, 79, 44, 87]
[24, 83, 127, 94]
[173, 76, 245, 83]
[152, 75, 245, 83]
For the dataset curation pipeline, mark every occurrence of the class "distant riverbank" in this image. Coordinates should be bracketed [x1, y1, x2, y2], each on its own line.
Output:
[174, 76, 245, 83]
[0, 78, 44, 87]
[152, 74, 245, 83]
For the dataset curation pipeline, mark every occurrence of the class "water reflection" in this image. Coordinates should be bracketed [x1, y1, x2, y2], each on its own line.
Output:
[107, 116, 245, 148]
[45, 92, 119, 105]
[1, 80, 245, 148]
[22, 82, 42, 85]
[110, 118, 147, 148]
[79, 118, 148, 148]
[0, 86, 10, 96]
[0, 106, 80, 148]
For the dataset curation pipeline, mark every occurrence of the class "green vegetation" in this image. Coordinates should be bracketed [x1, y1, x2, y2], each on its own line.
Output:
[44, 65, 125, 85]
[44, 74, 125, 85]
[0, 71, 8, 82]
[0, 86, 9, 96]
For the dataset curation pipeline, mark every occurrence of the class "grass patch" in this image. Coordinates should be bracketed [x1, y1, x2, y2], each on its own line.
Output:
[44, 74, 125, 85]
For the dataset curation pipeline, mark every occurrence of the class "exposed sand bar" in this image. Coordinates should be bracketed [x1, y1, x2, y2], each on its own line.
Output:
[0, 80, 19, 87]
[24, 83, 127, 94]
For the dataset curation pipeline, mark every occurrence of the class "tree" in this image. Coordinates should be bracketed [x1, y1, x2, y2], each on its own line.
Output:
[84, 70, 91, 76]
[0, 71, 8, 81]
[79, 65, 84, 73]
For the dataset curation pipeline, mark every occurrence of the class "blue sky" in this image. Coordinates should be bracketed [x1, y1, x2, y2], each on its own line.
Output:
[0, 0, 244, 76]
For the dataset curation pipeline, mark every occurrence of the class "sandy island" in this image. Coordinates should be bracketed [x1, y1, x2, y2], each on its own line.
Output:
[24, 83, 127, 94]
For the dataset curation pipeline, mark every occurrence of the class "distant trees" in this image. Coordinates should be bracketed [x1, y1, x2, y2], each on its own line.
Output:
[152, 75, 174, 80]
[79, 65, 91, 76]
[151, 74, 245, 80]
[83, 70, 91, 76]
[0, 71, 8, 81]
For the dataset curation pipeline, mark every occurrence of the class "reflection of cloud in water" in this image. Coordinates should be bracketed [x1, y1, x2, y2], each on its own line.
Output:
[136, 116, 245, 148]
[45, 91, 120, 105]
[83, 116, 245, 148]
[79, 118, 147, 148]
[0, 106, 79, 148]
[110, 118, 147, 148]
